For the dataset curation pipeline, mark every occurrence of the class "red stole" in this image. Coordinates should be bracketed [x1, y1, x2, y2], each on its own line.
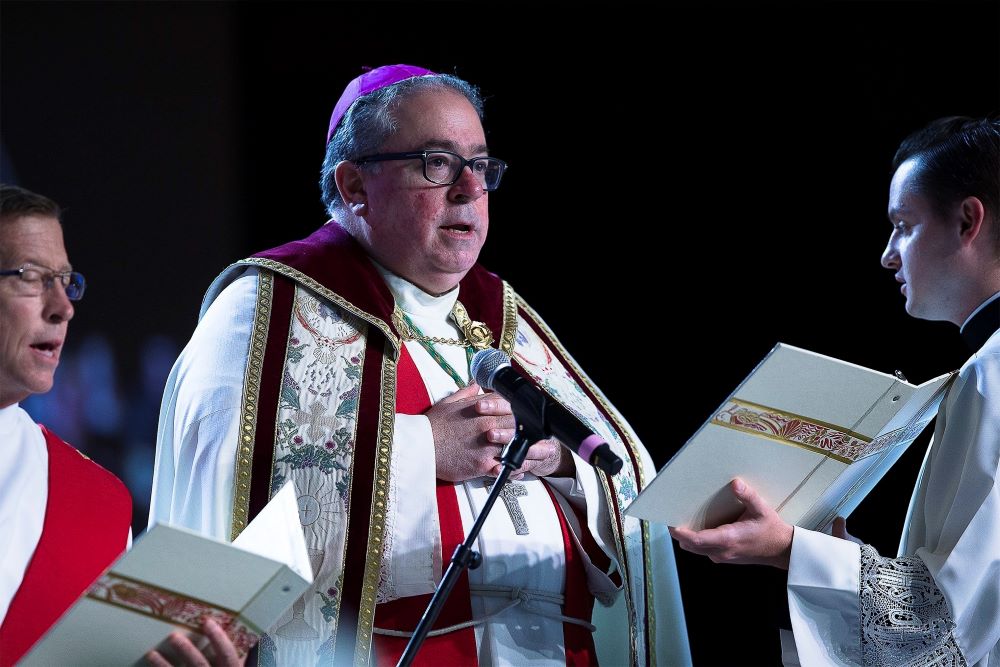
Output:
[372, 348, 598, 666]
[0, 426, 131, 667]
[373, 347, 478, 666]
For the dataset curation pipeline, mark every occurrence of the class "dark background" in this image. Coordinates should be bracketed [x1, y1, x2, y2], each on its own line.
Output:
[2, 2, 997, 664]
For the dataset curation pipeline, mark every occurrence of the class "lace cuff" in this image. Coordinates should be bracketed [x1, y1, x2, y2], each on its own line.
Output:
[859, 544, 967, 666]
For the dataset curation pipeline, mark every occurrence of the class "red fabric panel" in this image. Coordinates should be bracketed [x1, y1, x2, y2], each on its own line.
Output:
[394, 345, 434, 415]
[252, 221, 505, 337]
[373, 347, 478, 667]
[543, 483, 598, 667]
[0, 427, 131, 666]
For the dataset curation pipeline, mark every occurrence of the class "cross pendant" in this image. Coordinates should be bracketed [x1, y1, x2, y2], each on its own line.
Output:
[485, 479, 529, 535]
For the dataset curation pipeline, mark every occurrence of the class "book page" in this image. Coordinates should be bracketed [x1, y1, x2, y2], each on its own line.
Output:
[625, 343, 954, 530]
[22, 485, 311, 666]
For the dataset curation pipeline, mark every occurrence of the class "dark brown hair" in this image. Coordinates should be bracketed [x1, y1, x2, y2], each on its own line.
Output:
[0, 183, 62, 223]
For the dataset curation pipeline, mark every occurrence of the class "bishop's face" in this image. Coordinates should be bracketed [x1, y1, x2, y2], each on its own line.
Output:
[354, 88, 490, 295]
[881, 158, 966, 324]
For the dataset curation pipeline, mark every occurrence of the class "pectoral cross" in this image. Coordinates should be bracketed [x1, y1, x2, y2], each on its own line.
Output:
[484, 479, 529, 535]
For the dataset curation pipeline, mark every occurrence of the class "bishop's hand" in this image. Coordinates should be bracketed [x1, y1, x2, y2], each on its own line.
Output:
[426, 384, 573, 482]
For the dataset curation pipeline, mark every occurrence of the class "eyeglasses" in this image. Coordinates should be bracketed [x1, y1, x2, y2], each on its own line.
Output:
[354, 150, 508, 191]
[0, 263, 86, 301]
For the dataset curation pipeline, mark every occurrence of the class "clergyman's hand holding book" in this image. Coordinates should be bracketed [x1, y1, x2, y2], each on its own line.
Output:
[625, 343, 955, 531]
[22, 482, 313, 666]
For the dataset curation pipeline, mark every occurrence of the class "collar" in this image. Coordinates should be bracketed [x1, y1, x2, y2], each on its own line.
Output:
[959, 291, 1000, 352]
[372, 261, 460, 320]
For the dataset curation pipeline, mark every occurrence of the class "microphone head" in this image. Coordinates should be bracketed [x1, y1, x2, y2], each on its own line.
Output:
[470, 349, 510, 390]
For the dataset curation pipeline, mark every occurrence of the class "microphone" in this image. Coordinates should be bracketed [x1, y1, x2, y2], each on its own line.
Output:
[470, 349, 624, 475]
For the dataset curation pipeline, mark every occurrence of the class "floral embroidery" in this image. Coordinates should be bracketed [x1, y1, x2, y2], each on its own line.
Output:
[286, 341, 308, 366]
[714, 401, 868, 461]
[270, 468, 287, 497]
[337, 384, 360, 418]
[618, 476, 636, 502]
[87, 573, 258, 656]
[264, 287, 366, 660]
[280, 369, 301, 411]
[318, 584, 340, 624]
[276, 443, 349, 476]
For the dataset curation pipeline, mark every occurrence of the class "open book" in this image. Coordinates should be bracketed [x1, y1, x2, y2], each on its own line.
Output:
[21, 483, 312, 666]
[625, 343, 955, 531]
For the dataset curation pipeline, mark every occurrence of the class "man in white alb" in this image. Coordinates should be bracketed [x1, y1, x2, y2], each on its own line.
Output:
[151, 65, 691, 666]
[0, 184, 133, 666]
[0, 184, 244, 667]
[672, 116, 1000, 665]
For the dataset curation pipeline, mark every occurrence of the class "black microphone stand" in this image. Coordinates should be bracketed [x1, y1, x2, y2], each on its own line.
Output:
[397, 419, 544, 667]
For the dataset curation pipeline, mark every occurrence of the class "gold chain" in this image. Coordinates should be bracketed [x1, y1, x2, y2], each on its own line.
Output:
[393, 312, 467, 346]
[391, 301, 494, 351]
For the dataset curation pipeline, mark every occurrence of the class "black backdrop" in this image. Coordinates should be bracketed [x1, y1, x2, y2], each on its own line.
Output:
[2, 2, 998, 664]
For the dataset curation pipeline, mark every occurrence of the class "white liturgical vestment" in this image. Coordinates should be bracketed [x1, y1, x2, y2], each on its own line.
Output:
[372, 265, 619, 665]
[151, 260, 687, 665]
[0, 404, 48, 625]
[785, 293, 1000, 666]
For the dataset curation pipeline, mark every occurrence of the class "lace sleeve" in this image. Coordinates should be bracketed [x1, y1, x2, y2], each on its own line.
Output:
[860, 544, 967, 666]
[375, 479, 397, 604]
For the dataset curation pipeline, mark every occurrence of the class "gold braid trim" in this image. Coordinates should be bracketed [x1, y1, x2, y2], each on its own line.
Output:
[643, 520, 656, 666]
[499, 281, 518, 356]
[354, 339, 397, 665]
[514, 294, 650, 665]
[239, 258, 401, 358]
[230, 270, 273, 540]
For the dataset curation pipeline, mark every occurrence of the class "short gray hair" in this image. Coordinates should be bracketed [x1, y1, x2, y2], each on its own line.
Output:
[319, 74, 484, 217]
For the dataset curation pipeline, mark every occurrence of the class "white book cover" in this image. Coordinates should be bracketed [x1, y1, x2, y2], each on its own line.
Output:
[625, 343, 955, 531]
[21, 483, 312, 666]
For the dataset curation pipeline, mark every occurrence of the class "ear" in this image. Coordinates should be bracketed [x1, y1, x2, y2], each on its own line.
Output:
[958, 195, 987, 246]
[335, 160, 368, 216]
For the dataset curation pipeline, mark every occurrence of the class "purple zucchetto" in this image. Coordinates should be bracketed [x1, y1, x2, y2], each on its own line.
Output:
[326, 64, 436, 143]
